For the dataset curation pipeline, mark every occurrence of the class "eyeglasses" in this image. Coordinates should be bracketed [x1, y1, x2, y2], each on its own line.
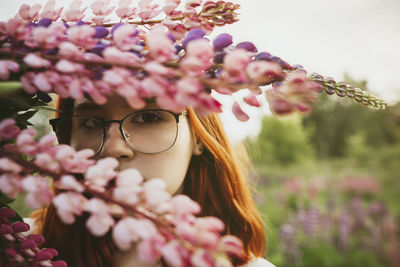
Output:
[49, 109, 187, 155]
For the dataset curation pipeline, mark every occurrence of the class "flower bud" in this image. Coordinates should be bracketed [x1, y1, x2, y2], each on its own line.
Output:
[0, 207, 16, 218]
[213, 33, 232, 51]
[27, 234, 45, 245]
[236, 41, 257, 52]
[12, 222, 30, 233]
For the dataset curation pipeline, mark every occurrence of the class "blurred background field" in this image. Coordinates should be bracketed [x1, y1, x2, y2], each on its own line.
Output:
[246, 76, 400, 266]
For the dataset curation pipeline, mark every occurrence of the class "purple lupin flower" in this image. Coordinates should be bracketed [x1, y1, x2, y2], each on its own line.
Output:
[236, 41, 257, 52]
[93, 26, 109, 38]
[304, 206, 320, 237]
[37, 18, 52, 27]
[280, 223, 300, 266]
[255, 52, 272, 61]
[182, 28, 206, 48]
[350, 197, 366, 228]
[338, 210, 351, 250]
[213, 33, 233, 50]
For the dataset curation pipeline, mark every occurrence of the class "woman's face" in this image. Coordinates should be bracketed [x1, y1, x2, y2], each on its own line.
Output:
[71, 94, 196, 195]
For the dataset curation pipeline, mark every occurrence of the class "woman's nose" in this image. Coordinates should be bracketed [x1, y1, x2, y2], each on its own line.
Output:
[100, 123, 134, 160]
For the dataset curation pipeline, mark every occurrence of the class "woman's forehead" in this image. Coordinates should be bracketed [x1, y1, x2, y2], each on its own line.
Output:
[74, 96, 157, 112]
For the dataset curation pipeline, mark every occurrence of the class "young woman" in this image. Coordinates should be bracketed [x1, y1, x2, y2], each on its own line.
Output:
[31, 93, 274, 267]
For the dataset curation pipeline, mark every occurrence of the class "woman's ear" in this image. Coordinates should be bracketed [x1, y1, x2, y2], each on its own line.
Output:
[192, 137, 204, 155]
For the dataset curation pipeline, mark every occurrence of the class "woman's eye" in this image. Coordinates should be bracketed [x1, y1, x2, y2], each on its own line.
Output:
[78, 118, 99, 129]
[131, 112, 161, 124]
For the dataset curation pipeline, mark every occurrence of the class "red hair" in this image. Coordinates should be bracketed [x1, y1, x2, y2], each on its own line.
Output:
[32, 98, 266, 266]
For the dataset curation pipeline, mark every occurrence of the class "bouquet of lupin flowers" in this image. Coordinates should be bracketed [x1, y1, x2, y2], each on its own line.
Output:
[0, 0, 386, 266]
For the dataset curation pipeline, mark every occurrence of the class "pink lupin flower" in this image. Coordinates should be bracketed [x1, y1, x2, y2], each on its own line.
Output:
[190, 249, 214, 267]
[0, 158, 22, 174]
[57, 175, 84, 193]
[34, 152, 59, 172]
[62, 0, 87, 22]
[195, 217, 225, 233]
[217, 235, 245, 259]
[84, 198, 115, 236]
[67, 24, 98, 49]
[39, 0, 63, 21]
[232, 101, 249, 122]
[30, 22, 67, 49]
[22, 175, 54, 209]
[113, 23, 140, 51]
[54, 145, 95, 173]
[103, 67, 131, 86]
[5, 16, 29, 41]
[169, 195, 200, 222]
[0, 60, 20, 80]
[37, 134, 57, 152]
[246, 61, 284, 85]
[243, 93, 261, 107]
[85, 157, 119, 191]
[181, 38, 213, 75]
[267, 94, 294, 116]
[91, 0, 115, 25]
[69, 77, 87, 99]
[164, 0, 182, 16]
[214, 256, 233, 267]
[146, 25, 175, 62]
[185, 38, 213, 66]
[116, 0, 137, 20]
[103, 47, 141, 65]
[118, 84, 146, 110]
[20, 72, 37, 94]
[23, 54, 51, 69]
[88, 80, 109, 105]
[58, 42, 84, 60]
[144, 61, 173, 76]
[0, 22, 7, 41]
[161, 240, 190, 267]
[112, 217, 142, 250]
[52, 192, 87, 224]
[138, 0, 162, 20]
[52, 74, 71, 98]
[141, 76, 168, 97]
[163, 19, 186, 40]
[0, 173, 23, 199]
[16, 128, 37, 155]
[193, 92, 222, 116]
[113, 169, 143, 205]
[55, 59, 85, 73]
[185, 0, 202, 8]
[175, 77, 202, 106]
[142, 179, 171, 213]
[79, 76, 109, 103]
[19, 3, 42, 21]
[33, 72, 52, 92]
[91, 0, 115, 16]
[0, 119, 20, 141]
[137, 234, 166, 263]
[221, 49, 251, 83]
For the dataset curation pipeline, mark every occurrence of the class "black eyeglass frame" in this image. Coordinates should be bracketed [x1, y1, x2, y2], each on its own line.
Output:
[49, 109, 188, 155]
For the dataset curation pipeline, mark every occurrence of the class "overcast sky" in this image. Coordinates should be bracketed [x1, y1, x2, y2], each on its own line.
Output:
[1, 0, 399, 142]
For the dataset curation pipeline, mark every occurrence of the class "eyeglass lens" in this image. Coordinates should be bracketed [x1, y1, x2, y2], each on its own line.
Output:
[60, 110, 178, 154]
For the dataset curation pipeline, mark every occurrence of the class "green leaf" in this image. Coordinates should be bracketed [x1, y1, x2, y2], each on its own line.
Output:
[0, 81, 22, 96]
[17, 110, 38, 121]
[0, 202, 24, 223]
[0, 192, 15, 204]
[30, 105, 61, 112]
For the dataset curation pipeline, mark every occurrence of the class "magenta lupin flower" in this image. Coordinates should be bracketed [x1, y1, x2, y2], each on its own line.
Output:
[0, 207, 67, 267]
